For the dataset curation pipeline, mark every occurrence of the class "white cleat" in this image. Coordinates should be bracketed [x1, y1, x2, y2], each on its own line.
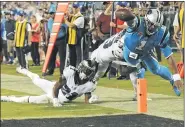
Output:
[22, 68, 29, 74]
[16, 67, 29, 75]
[1, 96, 11, 102]
[16, 66, 22, 73]
[89, 95, 99, 104]
[16, 67, 39, 79]
[19, 68, 29, 75]
[147, 98, 152, 101]
[16, 67, 28, 75]
[27, 71, 39, 80]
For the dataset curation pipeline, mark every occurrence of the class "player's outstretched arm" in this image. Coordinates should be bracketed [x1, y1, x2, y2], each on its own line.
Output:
[160, 29, 183, 91]
[52, 76, 66, 107]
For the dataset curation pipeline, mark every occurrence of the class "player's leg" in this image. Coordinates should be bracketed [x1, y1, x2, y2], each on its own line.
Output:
[31, 76, 54, 97]
[143, 54, 173, 81]
[17, 68, 55, 97]
[16, 67, 39, 80]
[1, 94, 50, 104]
[129, 71, 137, 100]
[94, 63, 109, 81]
[130, 68, 153, 101]
[142, 54, 181, 96]
[58, 90, 70, 104]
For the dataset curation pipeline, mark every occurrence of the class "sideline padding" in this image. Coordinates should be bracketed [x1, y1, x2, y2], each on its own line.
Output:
[42, 3, 68, 74]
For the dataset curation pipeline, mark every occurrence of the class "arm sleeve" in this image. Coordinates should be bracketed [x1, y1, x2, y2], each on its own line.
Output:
[73, 17, 84, 28]
[173, 13, 179, 27]
[63, 66, 76, 78]
[27, 23, 32, 32]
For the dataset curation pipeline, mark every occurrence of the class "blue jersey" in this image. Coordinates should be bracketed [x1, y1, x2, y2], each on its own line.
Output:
[121, 15, 181, 97]
[123, 17, 172, 63]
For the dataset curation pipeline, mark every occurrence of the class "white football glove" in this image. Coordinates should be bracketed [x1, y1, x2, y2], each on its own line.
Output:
[53, 98, 62, 107]
[89, 95, 99, 104]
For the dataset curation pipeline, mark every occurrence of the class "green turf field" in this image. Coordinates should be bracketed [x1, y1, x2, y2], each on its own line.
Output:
[2, 89, 128, 119]
[1, 52, 184, 120]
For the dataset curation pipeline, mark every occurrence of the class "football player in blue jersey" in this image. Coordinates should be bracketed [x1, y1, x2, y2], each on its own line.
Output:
[115, 9, 183, 96]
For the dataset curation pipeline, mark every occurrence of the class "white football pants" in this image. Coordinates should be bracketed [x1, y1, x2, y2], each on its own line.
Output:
[6, 70, 69, 104]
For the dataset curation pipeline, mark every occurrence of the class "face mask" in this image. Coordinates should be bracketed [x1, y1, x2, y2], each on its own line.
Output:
[145, 19, 159, 35]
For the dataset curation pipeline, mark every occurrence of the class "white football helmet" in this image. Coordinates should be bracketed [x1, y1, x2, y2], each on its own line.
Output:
[77, 60, 96, 80]
[144, 9, 164, 35]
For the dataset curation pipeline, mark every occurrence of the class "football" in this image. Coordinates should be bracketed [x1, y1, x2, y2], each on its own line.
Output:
[115, 8, 135, 21]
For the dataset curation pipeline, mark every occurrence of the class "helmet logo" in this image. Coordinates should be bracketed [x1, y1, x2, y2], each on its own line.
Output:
[144, 9, 163, 35]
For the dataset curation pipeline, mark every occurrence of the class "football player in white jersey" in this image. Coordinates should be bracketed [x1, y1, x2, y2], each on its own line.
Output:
[91, 31, 145, 100]
[1, 60, 98, 107]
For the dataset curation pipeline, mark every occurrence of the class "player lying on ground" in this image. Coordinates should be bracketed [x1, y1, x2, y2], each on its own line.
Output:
[115, 8, 183, 96]
[1, 60, 98, 107]
[90, 31, 146, 100]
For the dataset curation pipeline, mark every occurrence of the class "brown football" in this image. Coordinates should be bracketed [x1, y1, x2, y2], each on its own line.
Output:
[115, 8, 135, 21]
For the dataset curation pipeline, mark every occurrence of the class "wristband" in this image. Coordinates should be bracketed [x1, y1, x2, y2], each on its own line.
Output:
[173, 74, 181, 81]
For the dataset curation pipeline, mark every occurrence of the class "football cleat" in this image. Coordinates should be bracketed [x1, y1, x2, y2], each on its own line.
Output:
[170, 80, 181, 96]
[1, 96, 10, 102]
[89, 95, 99, 104]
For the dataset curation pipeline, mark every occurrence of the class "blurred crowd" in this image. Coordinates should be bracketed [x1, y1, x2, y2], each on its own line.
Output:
[0, 1, 184, 79]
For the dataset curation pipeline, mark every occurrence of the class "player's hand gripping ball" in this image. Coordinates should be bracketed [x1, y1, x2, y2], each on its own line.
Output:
[115, 8, 135, 21]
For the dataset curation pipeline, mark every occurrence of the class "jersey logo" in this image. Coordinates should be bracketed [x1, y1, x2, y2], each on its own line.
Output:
[129, 52, 138, 59]
[136, 40, 147, 50]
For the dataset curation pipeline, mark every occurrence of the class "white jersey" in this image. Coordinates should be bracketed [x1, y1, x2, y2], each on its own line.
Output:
[90, 31, 125, 79]
[60, 66, 96, 100]
[91, 31, 124, 64]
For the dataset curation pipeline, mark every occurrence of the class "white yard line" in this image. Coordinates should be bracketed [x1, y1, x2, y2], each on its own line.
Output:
[1, 113, 135, 120]
[1, 74, 183, 120]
